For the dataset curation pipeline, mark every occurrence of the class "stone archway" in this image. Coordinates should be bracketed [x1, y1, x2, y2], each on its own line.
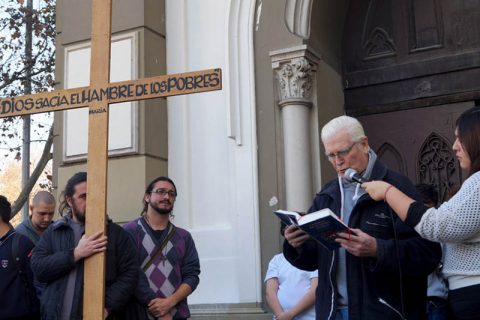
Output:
[342, 0, 480, 187]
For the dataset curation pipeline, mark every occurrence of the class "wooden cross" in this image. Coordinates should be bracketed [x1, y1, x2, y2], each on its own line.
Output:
[0, 1, 221, 318]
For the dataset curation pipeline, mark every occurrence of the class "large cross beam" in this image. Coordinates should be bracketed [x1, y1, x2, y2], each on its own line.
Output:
[0, 1, 221, 319]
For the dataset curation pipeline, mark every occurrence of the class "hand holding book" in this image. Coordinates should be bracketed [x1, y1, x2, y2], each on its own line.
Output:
[334, 228, 378, 257]
[283, 224, 310, 249]
[274, 208, 355, 250]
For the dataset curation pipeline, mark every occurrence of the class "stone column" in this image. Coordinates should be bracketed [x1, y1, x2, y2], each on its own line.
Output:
[271, 45, 320, 212]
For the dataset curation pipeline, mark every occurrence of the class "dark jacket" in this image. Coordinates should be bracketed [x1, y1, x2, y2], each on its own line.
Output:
[31, 216, 138, 320]
[0, 229, 40, 319]
[284, 161, 442, 320]
[16, 217, 50, 300]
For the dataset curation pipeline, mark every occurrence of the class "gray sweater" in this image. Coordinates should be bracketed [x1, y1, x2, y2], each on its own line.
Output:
[410, 171, 480, 290]
[15, 217, 40, 245]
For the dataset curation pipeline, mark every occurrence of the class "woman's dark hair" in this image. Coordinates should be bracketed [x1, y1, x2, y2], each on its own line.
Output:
[456, 107, 480, 176]
[58, 172, 87, 216]
[0, 195, 12, 223]
[141, 176, 177, 214]
[415, 183, 438, 208]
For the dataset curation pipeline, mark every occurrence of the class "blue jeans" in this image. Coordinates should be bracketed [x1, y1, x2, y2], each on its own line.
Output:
[426, 297, 448, 320]
[335, 308, 348, 320]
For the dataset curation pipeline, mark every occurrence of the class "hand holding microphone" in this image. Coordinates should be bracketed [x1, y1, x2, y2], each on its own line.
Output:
[345, 168, 395, 201]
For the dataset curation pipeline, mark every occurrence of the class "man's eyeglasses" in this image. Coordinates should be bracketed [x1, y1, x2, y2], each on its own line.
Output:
[151, 189, 177, 198]
[325, 142, 358, 161]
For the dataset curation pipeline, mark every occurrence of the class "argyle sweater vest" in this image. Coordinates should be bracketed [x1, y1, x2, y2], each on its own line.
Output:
[126, 218, 191, 319]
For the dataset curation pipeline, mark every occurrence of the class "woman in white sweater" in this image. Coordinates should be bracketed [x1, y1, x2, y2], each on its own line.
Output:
[362, 107, 480, 320]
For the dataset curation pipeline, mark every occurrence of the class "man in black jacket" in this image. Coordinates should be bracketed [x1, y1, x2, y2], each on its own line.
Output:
[283, 115, 441, 320]
[31, 172, 138, 319]
[0, 195, 40, 320]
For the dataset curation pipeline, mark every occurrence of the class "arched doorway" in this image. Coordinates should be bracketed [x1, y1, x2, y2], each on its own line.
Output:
[342, 0, 480, 194]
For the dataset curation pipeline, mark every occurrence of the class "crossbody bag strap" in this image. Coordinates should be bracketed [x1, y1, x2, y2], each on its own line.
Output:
[22, 223, 39, 244]
[142, 224, 176, 272]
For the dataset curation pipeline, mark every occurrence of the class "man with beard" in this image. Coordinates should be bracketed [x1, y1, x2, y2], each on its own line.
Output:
[31, 172, 138, 320]
[123, 176, 200, 320]
[16, 191, 55, 244]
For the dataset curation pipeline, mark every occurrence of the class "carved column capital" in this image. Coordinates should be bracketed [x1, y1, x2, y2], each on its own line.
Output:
[275, 57, 314, 101]
[270, 45, 320, 103]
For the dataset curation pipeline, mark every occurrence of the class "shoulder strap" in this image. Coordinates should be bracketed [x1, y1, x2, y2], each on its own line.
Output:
[142, 224, 176, 272]
[24, 222, 39, 243]
[11, 233, 30, 289]
[11, 232, 37, 313]
[12, 232, 20, 261]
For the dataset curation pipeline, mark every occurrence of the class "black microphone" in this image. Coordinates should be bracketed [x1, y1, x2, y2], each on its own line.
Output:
[344, 168, 367, 184]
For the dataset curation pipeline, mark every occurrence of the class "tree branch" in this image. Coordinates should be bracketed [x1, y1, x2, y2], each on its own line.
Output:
[11, 125, 54, 218]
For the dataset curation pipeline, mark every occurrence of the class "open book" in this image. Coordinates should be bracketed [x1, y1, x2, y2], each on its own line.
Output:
[274, 208, 353, 250]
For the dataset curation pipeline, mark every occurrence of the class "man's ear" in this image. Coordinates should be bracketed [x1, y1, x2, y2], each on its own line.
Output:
[144, 194, 151, 204]
[66, 196, 73, 208]
[360, 136, 369, 152]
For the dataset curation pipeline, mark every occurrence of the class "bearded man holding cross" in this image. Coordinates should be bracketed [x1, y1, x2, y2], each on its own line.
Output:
[31, 172, 139, 319]
[0, 0, 221, 316]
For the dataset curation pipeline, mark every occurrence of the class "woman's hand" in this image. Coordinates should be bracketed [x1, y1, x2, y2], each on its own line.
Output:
[361, 181, 392, 201]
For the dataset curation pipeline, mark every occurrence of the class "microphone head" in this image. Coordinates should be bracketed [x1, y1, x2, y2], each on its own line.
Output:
[345, 168, 358, 181]
[344, 168, 364, 184]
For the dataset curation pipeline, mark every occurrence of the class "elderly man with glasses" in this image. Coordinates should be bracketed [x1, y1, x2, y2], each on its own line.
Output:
[123, 176, 200, 320]
[283, 115, 441, 320]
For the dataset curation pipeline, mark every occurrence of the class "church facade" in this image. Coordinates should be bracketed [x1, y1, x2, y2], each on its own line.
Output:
[52, 0, 480, 318]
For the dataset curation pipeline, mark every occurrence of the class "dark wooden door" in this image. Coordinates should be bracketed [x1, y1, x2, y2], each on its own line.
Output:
[342, 0, 480, 116]
[341, 0, 480, 203]
[358, 102, 473, 203]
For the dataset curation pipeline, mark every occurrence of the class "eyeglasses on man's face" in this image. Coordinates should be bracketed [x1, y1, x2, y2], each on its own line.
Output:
[325, 142, 358, 161]
[151, 189, 177, 198]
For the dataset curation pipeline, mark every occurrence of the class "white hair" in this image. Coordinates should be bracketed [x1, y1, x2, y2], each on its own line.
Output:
[321, 115, 366, 143]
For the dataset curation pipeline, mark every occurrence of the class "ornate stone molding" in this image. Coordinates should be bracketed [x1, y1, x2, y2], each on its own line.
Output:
[417, 132, 459, 203]
[270, 45, 320, 211]
[285, 0, 313, 39]
[276, 57, 313, 101]
[270, 45, 320, 103]
[225, 0, 256, 146]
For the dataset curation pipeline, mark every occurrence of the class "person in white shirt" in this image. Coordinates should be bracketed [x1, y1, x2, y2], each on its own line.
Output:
[265, 224, 318, 320]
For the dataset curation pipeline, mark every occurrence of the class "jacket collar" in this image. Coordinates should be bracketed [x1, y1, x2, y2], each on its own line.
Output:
[318, 160, 388, 198]
[51, 214, 72, 230]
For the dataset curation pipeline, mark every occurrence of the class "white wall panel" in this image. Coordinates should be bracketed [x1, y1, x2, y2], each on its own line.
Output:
[63, 33, 138, 160]
[166, 0, 260, 305]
